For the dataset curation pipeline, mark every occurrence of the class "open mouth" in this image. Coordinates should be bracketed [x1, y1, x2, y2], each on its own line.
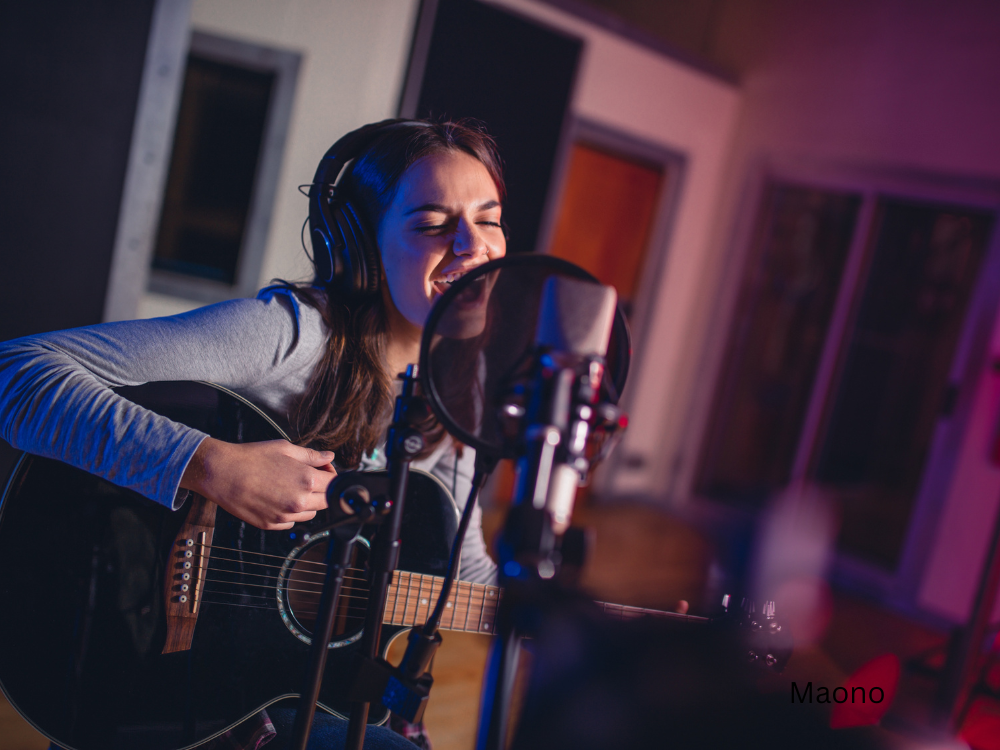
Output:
[432, 269, 483, 296]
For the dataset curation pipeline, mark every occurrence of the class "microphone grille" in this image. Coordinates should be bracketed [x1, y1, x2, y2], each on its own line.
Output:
[534, 276, 618, 357]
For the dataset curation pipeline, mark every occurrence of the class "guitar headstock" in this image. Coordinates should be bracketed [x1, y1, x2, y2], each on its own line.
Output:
[720, 594, 793, 674]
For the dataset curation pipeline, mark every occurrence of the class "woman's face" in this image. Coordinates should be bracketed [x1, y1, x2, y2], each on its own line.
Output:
[377, 149, 506, 329]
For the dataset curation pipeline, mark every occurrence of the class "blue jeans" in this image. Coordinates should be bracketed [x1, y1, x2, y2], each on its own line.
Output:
[47, 711, 413, 750]
[266, 708, 415, 750]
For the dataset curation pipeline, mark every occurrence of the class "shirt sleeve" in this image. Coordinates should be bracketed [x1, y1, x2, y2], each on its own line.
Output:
[0, 290, 313, 509]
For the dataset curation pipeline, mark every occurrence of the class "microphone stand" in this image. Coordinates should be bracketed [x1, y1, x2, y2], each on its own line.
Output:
[380, 455, 495, 723]
[289, 516, 365, 750]
[476, 354, 611, 750]
[344, 364, 427, 750]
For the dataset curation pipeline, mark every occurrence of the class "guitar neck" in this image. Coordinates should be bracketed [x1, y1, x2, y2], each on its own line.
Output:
[385, 571, 502, 635]
[384, 572, 709, 635]
[596, 601, 709, 625]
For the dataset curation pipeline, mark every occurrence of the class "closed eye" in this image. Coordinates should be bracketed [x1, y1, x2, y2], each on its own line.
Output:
[415, 223, 449, 234]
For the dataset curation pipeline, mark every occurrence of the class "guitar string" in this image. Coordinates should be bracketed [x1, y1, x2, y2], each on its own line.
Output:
[196, 565, 504, 624]
[175, 540, 505, 621]
[195, 598, 496, 635]
[192, 569, 692, 624]
[187, 546, 370, 583]
[194, 545, 506, 611]
[197, 575, 498, 619]
[185, 551, 371, 587]
[192, 550, 501, 600]
[185, 543, 506, 607]
[198, 575, 492, 609]
[188, 546, 360, 577]
[197, 584, 489, 620]
[199, 577, 498, 614]
[180, 552, 369, 592]
[200, 563, 370, 588]
[201, 576, 369, 598]
[196, 593, 495, 628]
[185, 542, 333, 568]
[197, 580, 698, 626]
[195, 571, 500, 625]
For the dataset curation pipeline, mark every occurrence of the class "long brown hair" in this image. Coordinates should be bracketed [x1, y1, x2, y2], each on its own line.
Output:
[287, 119, 505, 467]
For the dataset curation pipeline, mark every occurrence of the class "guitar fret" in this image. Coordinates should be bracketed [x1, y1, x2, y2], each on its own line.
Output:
[468, 582, 478, 633]
[390, 572, 401, 625]
[462, 581, 472, 632]
[411, 574, 420, 627]
[400, 572, 411, 627]
[447, 579, 457, 629]
[392, 572, 403, 626]
[482, 585, 499, 634]
[475, 583, 485, 634]
[416, 574, 425, 627]
[468, 583, 479, 634]
[422, 575, 434, 624]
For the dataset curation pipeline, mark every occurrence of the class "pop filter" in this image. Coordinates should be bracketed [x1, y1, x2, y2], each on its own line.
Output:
[418, 255, 630, 461]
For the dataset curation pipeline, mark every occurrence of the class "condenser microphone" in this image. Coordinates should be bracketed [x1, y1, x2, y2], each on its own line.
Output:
[529, 276, 617, 534]
[534, 276, 618, 357]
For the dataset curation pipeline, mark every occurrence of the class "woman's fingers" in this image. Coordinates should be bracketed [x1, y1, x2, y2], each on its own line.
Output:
[290, 444, 336, 467]
[182, 438, 339, 529]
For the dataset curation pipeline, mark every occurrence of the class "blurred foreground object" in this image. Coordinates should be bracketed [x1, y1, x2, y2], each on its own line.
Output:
[511, 598, 887, 750]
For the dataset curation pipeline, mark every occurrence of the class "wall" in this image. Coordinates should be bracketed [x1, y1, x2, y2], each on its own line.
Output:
[679, 0, 1000, 622]
[133, 0, 742, 499]
[137, 0, 420, 319]
[485, 0, 742, 498]
[1, 0, 157, 339]
[125, 0, 1000, 622]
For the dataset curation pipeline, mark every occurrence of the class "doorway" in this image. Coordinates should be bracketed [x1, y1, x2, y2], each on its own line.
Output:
[542, 119, 686, 495]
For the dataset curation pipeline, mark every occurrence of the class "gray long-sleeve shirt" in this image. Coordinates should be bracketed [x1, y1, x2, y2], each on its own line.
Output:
[0, 286, 496, 584]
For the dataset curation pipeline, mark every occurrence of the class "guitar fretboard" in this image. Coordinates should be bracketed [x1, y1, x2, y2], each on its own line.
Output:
[383, 572, 708, 635]
[385, 571, 502, 635]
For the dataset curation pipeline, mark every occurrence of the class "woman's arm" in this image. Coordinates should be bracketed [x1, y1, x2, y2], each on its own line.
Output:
[0, 290, 334, 527]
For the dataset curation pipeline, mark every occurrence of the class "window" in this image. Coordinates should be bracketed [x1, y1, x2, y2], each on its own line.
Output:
[148, 31, 300, 302]
[695, 185, 861, 505]
[695, 174, 998, 576]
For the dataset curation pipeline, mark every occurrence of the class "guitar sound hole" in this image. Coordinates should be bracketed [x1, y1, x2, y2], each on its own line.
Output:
[285, 538, 368, 643]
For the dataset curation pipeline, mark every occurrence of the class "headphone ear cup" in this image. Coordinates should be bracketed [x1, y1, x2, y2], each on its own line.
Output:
[331, 199, 381, 297]
[309, 184, 338, 284]
[309, 120, 429, 296]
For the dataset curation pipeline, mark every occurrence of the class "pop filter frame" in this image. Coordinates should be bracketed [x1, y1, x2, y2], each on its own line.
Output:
[418, 254, 631, 460]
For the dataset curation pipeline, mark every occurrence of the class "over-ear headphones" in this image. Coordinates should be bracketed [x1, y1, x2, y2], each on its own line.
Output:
[308, 119, 429, 298]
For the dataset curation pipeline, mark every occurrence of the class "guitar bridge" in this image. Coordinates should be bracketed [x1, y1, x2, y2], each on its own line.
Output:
[162, 494, 217, 654]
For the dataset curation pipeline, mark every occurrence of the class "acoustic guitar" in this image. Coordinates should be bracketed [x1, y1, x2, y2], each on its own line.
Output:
[0, 380, 711, 750]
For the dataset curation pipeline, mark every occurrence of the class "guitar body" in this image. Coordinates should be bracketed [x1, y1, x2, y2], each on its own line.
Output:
[0, 381, 459, 750]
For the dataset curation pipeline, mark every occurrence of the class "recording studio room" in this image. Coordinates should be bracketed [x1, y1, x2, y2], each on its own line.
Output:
[2, 1, 1000, 749]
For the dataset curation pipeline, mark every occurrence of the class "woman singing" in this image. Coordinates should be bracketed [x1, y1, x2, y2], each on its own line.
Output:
[0, 118, 506, 749]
